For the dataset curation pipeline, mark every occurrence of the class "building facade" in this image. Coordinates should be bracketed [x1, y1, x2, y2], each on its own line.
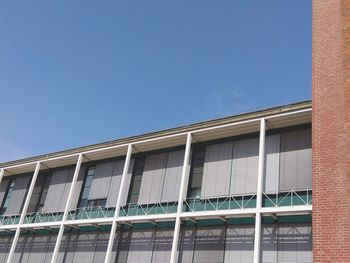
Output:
[0, 101, 312, 263]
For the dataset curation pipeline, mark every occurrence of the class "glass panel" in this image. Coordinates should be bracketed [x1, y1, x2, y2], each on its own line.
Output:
[132, 180, 141, 191]
[187, 147, 205, 197]
[77, 166, 96, 208]
[1, 180, 15, 214]
[88, 198, 107, 207]
[127, 157, 145, 204]
[129, 194, 138, 204]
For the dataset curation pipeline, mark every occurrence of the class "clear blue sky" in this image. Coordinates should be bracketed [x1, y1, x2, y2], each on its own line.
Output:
[0, 1, 311, 163]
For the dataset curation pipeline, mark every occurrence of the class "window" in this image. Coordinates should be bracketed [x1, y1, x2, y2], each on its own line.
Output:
[88, 198, 107, 207]
[127, 157, 145, 204]
[78, 167, 95, 208]
[0, 180, 15, 215]
[36, 174, 52, 212]
[187, 147, 206, 198]
[27, 173, 52, 213]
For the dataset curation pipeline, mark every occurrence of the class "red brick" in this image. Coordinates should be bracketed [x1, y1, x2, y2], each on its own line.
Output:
[312, 0, 350, 262]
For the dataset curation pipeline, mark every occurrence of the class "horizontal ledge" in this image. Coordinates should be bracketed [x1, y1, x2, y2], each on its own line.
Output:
[0, 205, 313, 231]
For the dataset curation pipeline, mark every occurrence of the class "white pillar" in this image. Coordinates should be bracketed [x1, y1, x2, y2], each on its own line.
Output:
[6, 161, 41, 263]
[170, 133, 192, 263]
[0, 169, 4, 185]
[253, 118, 266, 263]
[50, 154, 83, 263]
[104, 144, 133, 263]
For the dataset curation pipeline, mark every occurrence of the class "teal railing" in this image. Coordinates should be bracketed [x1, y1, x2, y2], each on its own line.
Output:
[183, 195, 257, 213]
[119, 202, 178, 217]
[262, 189, 312, 207]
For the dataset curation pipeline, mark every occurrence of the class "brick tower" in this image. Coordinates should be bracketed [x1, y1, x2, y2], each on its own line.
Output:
[312, 0, 350, 262]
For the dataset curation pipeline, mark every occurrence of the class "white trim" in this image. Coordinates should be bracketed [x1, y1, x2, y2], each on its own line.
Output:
[104, 144, 133, 263]
[0, 205, 312, 232]
[170, 132, 192, 263]
[265, 108, 311, 120]
[253, 118, 266, 263]
[0, 108, 311, 172]
[50, 154, 83, 263]
[0, 169, 4, 186]
[6, 162, 41, 263]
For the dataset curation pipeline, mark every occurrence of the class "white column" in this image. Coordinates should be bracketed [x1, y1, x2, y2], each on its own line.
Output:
[253, 118, 266, 263]
[104, 144, 133, 263]
[0, 169, 4, 185]
[170, 133, 192, 263]
[6, 161, 41, 263]
[50, 154, 83, 263]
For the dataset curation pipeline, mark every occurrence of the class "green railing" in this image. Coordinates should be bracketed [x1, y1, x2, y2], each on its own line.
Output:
[67, 207, 115, 221]
[24, 211, 64, 224]
[262, 189, 312, 207]
[183, 195, 257, 213]
[119, 202, 178, 217]
[0, 214, 20, 226]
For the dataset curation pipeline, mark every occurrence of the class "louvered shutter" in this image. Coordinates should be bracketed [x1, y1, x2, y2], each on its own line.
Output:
[12, 235, 26, 262]
[89, 161, 114, 200]
[151, 229, 174, 263]
[0, 178, 9, 207]
[58, 168, 75, 212]
[27, 234, 53, 263]
[69, 166, 87, 210]
[60, 231, 79, 263]
[260, 225, 278, 263]
[138, 153, 167, 204]
[201, 142, 233, 199]
[277, 224, 312, 263]
[193, 226, 225, 263]
[120, 158, 135, 206]
[43, 169, 70, 212]
[264, 134, 280, 194]
[280, 129, 312, 192]
[231, 138, 259, 196]
[114, 230, 131, 263]
[126, 229, 155, 263]
[297, 129, 312, 190]
[161, 150, 185, 202]
[5, 175, 31, 215]
[93, 231, 110, 262]
[0, 235, 13, 263]
[106, 159, 125, 208]
[72, 231, 98, 263]
[224, 225, 255, 263]
[178, 227, 196, 263]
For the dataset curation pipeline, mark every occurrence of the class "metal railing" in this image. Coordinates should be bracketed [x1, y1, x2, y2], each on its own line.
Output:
[119, 201, 178, 217]
[67, 206, 115, 221]
[183, 194, 257, 213]
[0, 214, 20, 226]
[262, 189, 312, 207]
[24, 211, 64, 224]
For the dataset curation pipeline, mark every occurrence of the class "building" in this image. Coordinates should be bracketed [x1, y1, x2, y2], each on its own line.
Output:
[0, 1, 349, 262]
[0, 101, 313, 263]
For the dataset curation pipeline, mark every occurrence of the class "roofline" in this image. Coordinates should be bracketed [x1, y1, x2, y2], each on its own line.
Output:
[0, 100, 311, 168]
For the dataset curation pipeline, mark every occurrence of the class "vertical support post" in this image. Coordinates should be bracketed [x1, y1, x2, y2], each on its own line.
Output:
[6, 161, 41, 263]
[104, 144, 133, 263]
[170, 133, 192, 263]
[253, 118, 266, 263]
[50, 154, 83, 263]
[0, 168, 4, 185]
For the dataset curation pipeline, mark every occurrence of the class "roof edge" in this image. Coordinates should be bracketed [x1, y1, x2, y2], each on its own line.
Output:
[0, 100, 311, 168]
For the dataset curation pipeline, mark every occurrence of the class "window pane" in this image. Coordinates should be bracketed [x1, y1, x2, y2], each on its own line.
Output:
[191, 174, 203, 188]
[129, 194, 138, 204]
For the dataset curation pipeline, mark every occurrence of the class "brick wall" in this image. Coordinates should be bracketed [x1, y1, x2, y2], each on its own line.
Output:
[312, 0, 350, 262]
